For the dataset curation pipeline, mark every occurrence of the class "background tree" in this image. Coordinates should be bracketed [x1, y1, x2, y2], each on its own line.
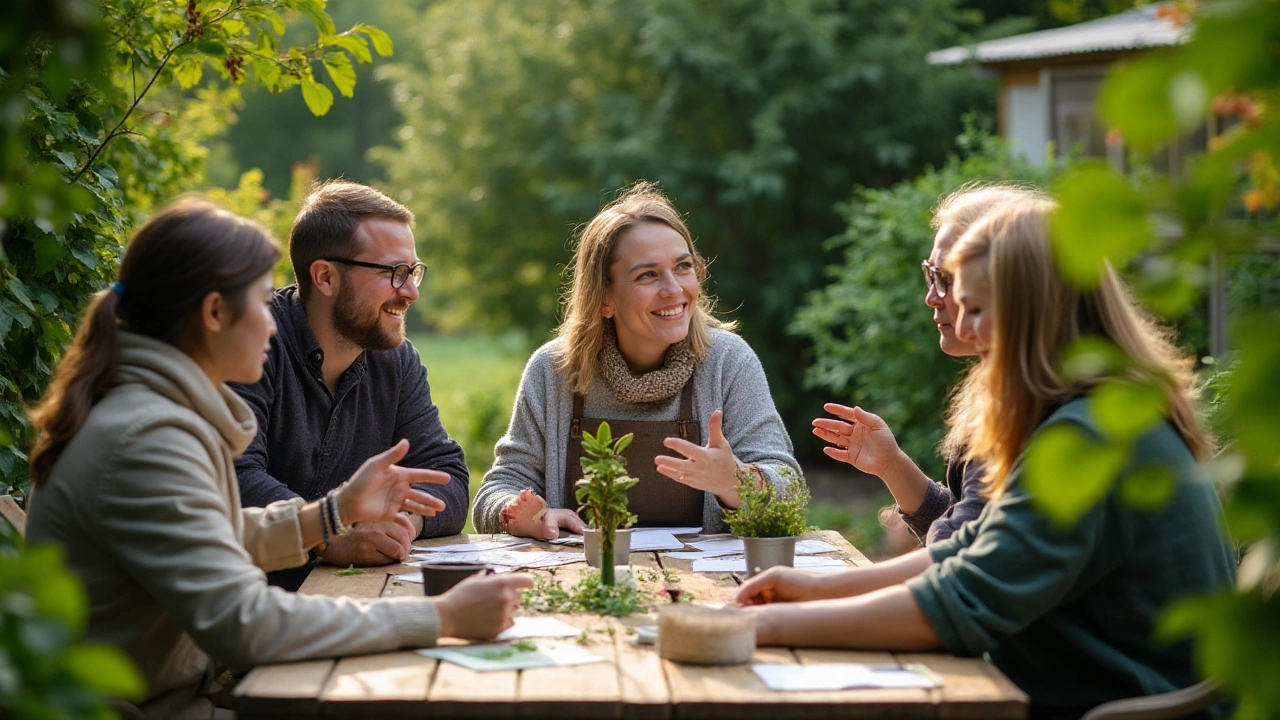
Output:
[374, 0, 994, 442]
[1, 0, 392, 498]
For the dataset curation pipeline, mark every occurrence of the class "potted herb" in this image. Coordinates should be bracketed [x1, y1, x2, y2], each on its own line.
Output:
[575, 421, 639, 586]
[723, 466, 812, 577]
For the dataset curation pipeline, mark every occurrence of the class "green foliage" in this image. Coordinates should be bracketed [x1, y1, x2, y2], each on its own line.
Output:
[575, 422, 638, 586]
[334, 565, 363, 576]
[724, 466, 813, 538]
[374, 0, 995, 439]
[521, 567, 666, 617]
[1, 0, 392, 500]
[0, 542, 147, 718]
[792, 125, 1053, 476]
[1034, 0, 1280, 714]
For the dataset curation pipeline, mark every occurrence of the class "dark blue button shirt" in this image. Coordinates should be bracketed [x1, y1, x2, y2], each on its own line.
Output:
[231, 287, 469, 539]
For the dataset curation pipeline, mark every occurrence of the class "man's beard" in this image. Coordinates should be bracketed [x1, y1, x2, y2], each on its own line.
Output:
[332, 285, 407, 351]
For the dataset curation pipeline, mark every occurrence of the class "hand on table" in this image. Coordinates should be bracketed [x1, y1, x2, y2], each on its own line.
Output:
[320, 515, 416, 565]
[435, 574, 534, 640]
[812, 403, 903, 477]
[734, 566, 824, 606]
[656, 410, 746, 508]
[500, 488, 586, 540]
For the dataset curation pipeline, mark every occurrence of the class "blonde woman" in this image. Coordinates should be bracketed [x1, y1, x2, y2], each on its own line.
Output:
[473, 181, 801, 539]
[735, 198, 1235, 718]
[813, 183, 1047, 544]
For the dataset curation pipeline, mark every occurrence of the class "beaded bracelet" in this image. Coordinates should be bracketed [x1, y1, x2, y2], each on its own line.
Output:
[326, 490, 351, 536]
[318, 496, 332, 550]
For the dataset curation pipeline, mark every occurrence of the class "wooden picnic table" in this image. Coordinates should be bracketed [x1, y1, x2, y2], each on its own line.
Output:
[233, 530, 1027, 719]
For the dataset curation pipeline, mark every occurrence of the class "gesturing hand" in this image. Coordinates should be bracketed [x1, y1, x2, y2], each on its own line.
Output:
[811, 403, 903, 477]
[500, 488, 586, 540]
[435, 574, 534, 640]
[656, 410, 744, 508]
[337, 439, 449, 526]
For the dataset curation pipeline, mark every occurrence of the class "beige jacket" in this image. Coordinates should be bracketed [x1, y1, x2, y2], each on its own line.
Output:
[27, 332, 440, 718]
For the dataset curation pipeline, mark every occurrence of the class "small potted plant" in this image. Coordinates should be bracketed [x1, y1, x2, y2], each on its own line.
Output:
[575, 421, 639, 586]
[723, 466, 812, 577]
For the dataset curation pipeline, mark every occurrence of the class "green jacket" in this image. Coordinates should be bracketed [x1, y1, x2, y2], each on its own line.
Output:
[907, 398, 1236, 719]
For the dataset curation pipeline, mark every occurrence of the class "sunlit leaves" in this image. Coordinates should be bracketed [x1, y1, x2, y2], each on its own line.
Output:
[322, 52, 357, 98]
[1023, 423, 1128, 527]
[1159, 590, 1280, 720]
[1089, 379, 1166, 441]
[0, 542, 146, 713]
[301, 77, 334, 116]
[1118, 464, 1177, 509]
[1049, 162, 1153, 286]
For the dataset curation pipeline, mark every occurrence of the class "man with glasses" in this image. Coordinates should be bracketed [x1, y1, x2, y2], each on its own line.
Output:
[232, 180, 469, 590]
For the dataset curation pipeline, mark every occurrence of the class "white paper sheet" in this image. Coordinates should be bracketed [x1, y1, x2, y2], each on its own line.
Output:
[548, 528, 688, 551]
[752, 663, 939, 691]
[406, 549, 586, 570]
[683, 538, 838, 556]
[417, 641, 606, 672]
[495, 616, 582, 641]
[410, 539, 531, 555]
[690, 555, 848, 573]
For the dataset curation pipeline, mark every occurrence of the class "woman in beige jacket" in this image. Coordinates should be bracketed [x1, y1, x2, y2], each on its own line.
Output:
[26, 198, 529, 719]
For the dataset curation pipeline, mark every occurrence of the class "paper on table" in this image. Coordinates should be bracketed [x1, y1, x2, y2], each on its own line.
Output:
[495, 616, 582, 641]
[417, 641, 607, 672]
[410, 539, 531, 554]
[690, 555, 848, 573]
[683, 538, 838, 556]
[549, 528, 687, 552]
[406, 549, 585, 570]
[752, 663, 939, 691]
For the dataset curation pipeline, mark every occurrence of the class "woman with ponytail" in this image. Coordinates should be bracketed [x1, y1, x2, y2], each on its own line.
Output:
[26, 198, 529, 719]
[733, 197, 1235, 719]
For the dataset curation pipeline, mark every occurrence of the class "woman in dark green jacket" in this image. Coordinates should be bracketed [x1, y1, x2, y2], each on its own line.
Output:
[736, 197, 1236, 719]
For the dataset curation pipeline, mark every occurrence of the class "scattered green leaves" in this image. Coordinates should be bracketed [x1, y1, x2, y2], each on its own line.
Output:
[335, 566, 364, 576]
[521, 568, 664, 618]
[724, 466, 813, 538]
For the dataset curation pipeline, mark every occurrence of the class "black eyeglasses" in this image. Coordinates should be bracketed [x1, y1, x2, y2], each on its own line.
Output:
[324, 258, 427, 289]
[921, 260, 952, 298]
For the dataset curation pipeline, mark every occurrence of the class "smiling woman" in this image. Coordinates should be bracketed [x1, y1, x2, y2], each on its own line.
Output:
[472, 181, 802, 539]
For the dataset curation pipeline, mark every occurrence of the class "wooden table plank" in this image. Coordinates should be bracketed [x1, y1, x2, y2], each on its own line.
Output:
[299, 564, 390, 598]
[424, 651, 519, 719]
[319, 651, 436, 718]
[517, 613, 623, 719]
[233, 659, 335, 720]
[664, 646, 794, 720]
[792, 649, 935, 718]
[614, 625, 671, 720]
[897, 653, 1028, 720]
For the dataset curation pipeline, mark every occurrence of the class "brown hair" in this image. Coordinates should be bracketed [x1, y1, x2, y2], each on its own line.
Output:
[28, 197, 280, 485]
[941, 199, 1211, 496]
[556, 181, 734, 394]
[289, 180, 415, 301]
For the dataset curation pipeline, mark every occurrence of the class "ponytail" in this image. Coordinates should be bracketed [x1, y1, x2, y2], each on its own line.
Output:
[28, 287, 122, 486]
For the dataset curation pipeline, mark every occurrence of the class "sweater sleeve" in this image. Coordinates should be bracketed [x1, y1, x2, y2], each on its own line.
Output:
[395, 344, 470, 538]
[899, 480, 954, 541]
[98, 422, 440, 667]
[239, 498, 309, 573]
[905, 471, 1112, 657]
[925, 460, 990, 544]
[472, 350, 554, 533]
[715, 335, 802, 490]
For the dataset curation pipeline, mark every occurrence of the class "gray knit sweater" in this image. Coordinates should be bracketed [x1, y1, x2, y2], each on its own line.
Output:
[473, 328, 801, 534]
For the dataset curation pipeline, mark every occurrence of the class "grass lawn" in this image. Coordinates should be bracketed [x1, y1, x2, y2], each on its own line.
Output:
[409, 332, 528, 532]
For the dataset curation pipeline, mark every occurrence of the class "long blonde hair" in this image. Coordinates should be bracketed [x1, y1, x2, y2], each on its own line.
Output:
[556, 181, 734, 394]
[942, 199, 1211, 496]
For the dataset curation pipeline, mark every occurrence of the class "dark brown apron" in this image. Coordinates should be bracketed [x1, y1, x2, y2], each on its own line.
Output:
[563, 380, 705, 527]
